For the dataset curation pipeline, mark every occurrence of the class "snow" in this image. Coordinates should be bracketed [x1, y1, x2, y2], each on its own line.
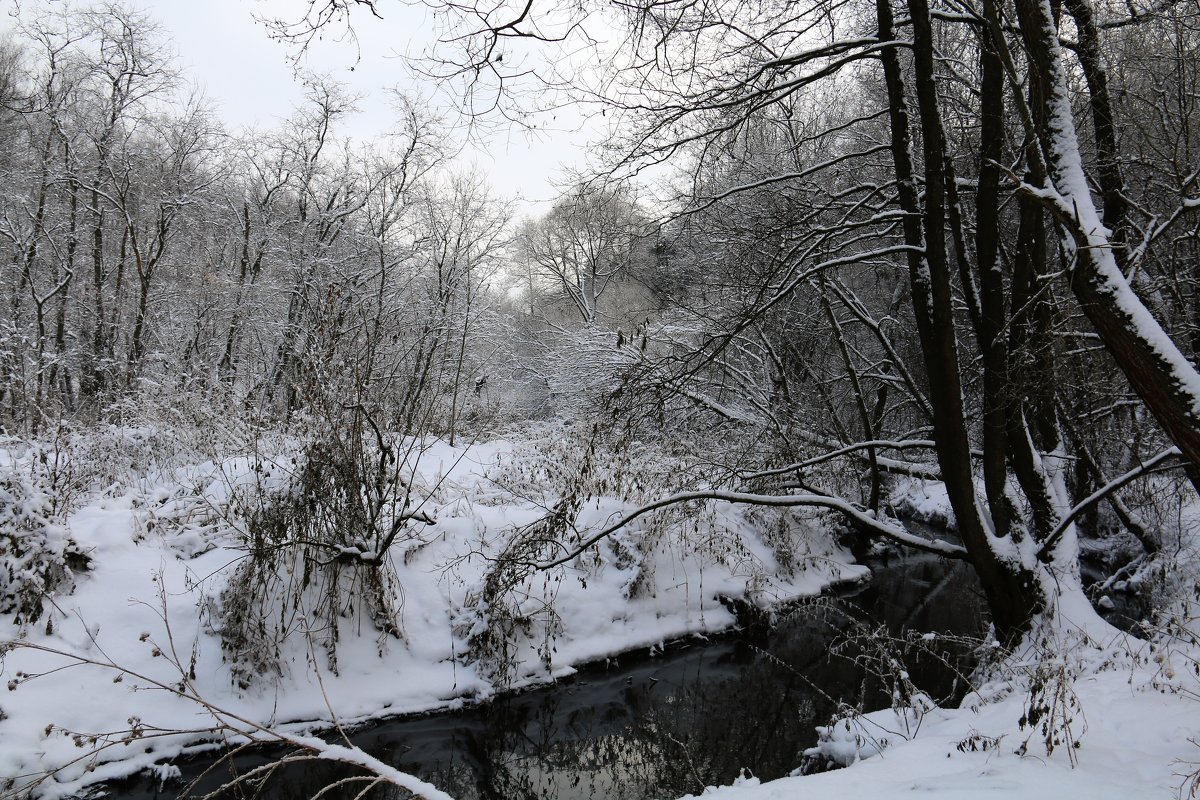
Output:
[679, 655, 1199, 800]
[2, 427, 1197, 800]
[0, 431, 865, 797]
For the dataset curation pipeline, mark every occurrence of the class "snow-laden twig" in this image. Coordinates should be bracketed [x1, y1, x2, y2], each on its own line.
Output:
[0, 638, 456, 800]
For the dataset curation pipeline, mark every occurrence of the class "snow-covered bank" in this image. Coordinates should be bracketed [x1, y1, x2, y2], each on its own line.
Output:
[681, 659, 1199, 799]
[6, 423, 1197, 800]
[0, 429, 865, 798]
[677, 487, 1200, 800]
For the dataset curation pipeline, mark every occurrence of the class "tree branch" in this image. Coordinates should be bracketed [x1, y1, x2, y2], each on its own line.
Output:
[1038, 446, 1184, 559]
[535, 488, 967, 571]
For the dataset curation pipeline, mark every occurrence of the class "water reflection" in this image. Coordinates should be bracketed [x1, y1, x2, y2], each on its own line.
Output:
[120, 555, 983, 800]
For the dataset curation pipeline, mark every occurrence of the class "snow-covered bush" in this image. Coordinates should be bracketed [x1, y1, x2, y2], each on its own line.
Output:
[1016, 648, 1087, 764]
[0, 460, 89, 627]
[453, 434, 592, 684]
[457, 422, 843, 684]
[216, 413, 435, 688]
[1082, 483, 1200, 645]
[803, 707, 895, 771]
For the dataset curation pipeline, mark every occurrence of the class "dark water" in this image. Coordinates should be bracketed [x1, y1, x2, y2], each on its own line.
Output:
[114, 555, 983, 800]
[1079, 556, 1154, 634]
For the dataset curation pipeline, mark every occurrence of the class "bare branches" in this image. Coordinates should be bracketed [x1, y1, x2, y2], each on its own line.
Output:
[1039, 447, 1185, 560]
[516, 181, 648, 325]
[256, 0, 383, 65]
[742, 439, 940, 481]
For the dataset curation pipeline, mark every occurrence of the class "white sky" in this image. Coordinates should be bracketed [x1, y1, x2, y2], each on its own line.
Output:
[6, 0, 600, 213]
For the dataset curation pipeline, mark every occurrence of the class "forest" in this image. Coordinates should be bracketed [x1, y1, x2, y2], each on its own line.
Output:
[0, 0, 1199, 797]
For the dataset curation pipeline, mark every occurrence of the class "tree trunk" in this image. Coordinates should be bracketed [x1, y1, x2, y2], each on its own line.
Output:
[885, 0, 1043, 642]
[1013, 0, 1200, 495]
[974, 0, 1013, 540]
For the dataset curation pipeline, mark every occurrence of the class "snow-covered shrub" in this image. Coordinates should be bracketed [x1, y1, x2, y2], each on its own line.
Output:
[68, 417, 233, 496]
[1016, 651, 1086, 764]
[0, 463, 89, 627]
[523, 326, 648, 421]
[1119, 508, 1200, 705]
[18, 407, 250, 518]
[454, 448, 586, 684]
[1088, 486, 1200, 647]
[216, 415, 433, 688]
[802, 707, 893, 771]
[457, 424, 682, 683]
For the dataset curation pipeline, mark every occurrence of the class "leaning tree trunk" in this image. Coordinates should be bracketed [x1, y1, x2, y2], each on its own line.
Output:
[1013, 0, 1200, 496]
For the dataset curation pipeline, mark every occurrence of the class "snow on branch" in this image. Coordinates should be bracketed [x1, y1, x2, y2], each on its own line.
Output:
[3, 639, 456, 800]
[742, 439, 941, 481]
[535, 489, 967, 571]
[1038, 446, 1184, 559]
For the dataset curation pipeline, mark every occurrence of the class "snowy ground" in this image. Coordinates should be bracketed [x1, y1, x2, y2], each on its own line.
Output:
[684, 661, 1200, 800]
[2, 426, 1197, 800]
[0, 428, 866, 798]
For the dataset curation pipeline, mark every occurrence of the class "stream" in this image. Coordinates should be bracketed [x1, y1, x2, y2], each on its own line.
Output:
[113, 554, 985, 800]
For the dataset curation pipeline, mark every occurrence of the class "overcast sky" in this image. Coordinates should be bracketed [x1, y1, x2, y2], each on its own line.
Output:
[5, 0, 599, 213]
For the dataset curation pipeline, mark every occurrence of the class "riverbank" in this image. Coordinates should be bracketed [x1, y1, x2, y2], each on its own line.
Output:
[682, 651, 1200, 800]
[6, 424, 1194, 800]
[0, 428, 867, 798]
[682, 503, 1200, 800]
[109, 553, 982, 799]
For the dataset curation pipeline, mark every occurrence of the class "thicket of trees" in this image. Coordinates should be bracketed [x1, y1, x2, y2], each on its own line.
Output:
[609, 0, 1200, 641]
[623, 0, 1200, 641]
[4, 0, 1200, 650]
[0, 4, 519, 439]
[325, 0, 1200, 643]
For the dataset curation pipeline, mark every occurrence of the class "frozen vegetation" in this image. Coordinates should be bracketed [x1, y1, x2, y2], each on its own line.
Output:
[0, 422, 868, 796]
[1, 420, 1198, 799]
[2, 0, 1200, 797]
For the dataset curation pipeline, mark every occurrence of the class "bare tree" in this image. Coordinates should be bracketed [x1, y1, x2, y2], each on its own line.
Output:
[517, 183, 647, 326]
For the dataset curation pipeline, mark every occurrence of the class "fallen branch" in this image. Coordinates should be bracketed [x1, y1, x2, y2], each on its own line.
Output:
[0, 639, 455, 800]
